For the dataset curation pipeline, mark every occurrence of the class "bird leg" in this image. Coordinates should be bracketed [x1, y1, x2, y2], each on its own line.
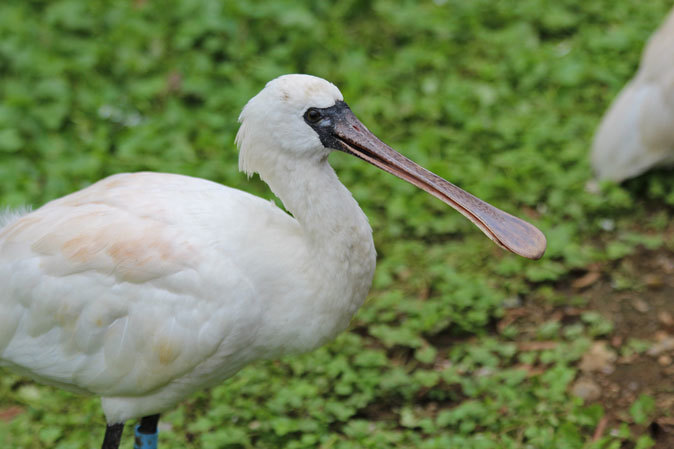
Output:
[101, 422, 124, 449]
[134, 414, 160, 449]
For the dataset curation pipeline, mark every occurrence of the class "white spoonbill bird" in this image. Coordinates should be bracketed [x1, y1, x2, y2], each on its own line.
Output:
[591, 8, 674, 182]
[0, 74, 546, 449]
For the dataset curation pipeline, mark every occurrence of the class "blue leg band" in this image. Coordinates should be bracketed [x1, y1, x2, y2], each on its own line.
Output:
[134, 424, 158, 449]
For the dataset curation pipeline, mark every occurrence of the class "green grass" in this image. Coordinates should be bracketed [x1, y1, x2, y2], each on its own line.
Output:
[1, 0, 673, 448]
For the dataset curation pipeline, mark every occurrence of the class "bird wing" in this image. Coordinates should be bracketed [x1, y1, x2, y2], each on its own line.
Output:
[0, 172, 293, 396]
[591, 9, 674, 181]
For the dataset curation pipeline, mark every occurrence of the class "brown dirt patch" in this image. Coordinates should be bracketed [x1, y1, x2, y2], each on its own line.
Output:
[568, 247, 674, 447]
[581, 248, 674, 447]
[500, 244, 674, 447]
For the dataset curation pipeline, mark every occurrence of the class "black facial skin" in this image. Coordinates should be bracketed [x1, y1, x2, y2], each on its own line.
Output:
[303, 100, 396, 168]
[303, 101, 356, 154]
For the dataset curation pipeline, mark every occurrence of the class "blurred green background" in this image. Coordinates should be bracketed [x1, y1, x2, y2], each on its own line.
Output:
[1, 0, 673, 448]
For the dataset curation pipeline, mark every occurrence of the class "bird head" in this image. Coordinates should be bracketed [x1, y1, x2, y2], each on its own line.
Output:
[236, 74, 343, 176]
[236, 74, 547, 260]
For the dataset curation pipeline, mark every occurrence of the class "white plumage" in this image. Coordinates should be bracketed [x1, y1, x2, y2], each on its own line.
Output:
[592, 8, 674, 182]
[1, 171, 373, 421]
[0, 74, 545, 448]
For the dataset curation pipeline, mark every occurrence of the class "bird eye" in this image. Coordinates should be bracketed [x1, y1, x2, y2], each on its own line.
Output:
[305, 108, 322, 123]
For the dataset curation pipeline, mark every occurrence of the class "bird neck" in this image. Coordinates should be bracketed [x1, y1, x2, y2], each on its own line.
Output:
[253, 155, 376, 356]
[259, 155, 373, 250]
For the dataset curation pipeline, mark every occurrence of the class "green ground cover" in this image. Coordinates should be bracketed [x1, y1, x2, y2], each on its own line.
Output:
[1, 0, 673, 448]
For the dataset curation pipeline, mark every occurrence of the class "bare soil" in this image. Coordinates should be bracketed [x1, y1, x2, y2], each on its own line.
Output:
[582, 247, 674, 448]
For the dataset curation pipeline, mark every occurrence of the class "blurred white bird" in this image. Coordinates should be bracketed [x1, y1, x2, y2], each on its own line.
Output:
[592, 8, 674, 182]
[0, 74, 546, 449]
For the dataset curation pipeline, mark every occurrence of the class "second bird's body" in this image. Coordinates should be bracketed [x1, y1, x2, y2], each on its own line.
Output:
[592, 8, 674, 181]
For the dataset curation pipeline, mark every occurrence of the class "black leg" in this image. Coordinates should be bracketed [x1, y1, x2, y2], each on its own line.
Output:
[101, 422, 124, 449]
[135, 414, 160, 449]
[137, 414, 160, 434]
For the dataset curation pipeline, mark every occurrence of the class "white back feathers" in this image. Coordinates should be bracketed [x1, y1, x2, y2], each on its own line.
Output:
[591, 9, 674, 182]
